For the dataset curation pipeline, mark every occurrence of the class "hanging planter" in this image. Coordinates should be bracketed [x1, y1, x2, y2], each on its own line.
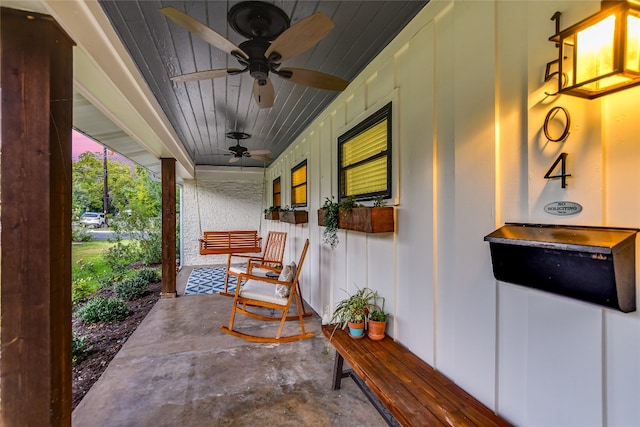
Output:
[318, 206, 395, 233]
[264, 206, 281, 220]
[279, 209, 308, 224]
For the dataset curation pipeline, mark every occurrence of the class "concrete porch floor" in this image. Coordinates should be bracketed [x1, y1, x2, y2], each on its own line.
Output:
[72, 266, 387, 426]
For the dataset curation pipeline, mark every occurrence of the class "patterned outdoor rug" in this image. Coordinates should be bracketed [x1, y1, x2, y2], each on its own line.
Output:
[184, 267, 238, 295]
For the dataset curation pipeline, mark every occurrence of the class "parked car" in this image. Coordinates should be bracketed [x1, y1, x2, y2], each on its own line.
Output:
[79, 212, 106, 228]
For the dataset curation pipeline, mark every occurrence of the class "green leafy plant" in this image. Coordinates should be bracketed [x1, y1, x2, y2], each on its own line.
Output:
[72, 277, 95, 305]
[114, 275, 149, 301]
[72, 227, 93, 242]
[369, 310, 390, 321]
[76, 297, 130, 324]
[338, 195, 360, 213]
[102, 240, 137, 280]
[72, 331, 91, 365]
[372, 196, 388, 207]
[367, 290, 389, 320]
[264, 206, 281, 214]
[321, 197, 340, 249]
[137, 226, 162, 265]
[330, 286, 377, 331]
[135, 267, 161, 284]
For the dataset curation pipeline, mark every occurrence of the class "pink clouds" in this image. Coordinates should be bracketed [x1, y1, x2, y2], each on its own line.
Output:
[72, 130, 103, 160]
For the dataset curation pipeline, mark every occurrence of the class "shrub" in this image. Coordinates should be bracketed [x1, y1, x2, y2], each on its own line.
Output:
[135, 267, 161, 284]
[76, 297, 130, 324]
[72, 331, 91, 365]
[72, 227, 92, 242]
[103, 240, 137, 277]
[137, 229, 161, 265]
[72, 277, 94, 305]
[114, 275, 149, 301]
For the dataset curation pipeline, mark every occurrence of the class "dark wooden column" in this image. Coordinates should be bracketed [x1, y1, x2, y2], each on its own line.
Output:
[161, 158, 177, 298]
[1, 7, 74, 426]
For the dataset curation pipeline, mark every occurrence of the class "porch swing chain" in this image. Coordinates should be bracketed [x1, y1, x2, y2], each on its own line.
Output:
[194, 167, 266, 241]
[259, 164, 267, 236]
[195, 173, 203, 238]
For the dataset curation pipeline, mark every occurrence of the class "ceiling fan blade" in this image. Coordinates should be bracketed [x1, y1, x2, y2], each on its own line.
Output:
[265, 12, 334, 62]
[247, 149, 271, 156]
[171, 68, 242, 83]
[160, 7, 248, 59]
[253, 79, 275, 109]
[252, 155, 274, 162]
[229, 156, 241, 163]
[213, 146, 234, 154]
[279, 68, 349, 91]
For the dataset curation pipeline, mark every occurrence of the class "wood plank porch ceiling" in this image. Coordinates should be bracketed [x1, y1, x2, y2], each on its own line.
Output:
[98, 0, 428, 168]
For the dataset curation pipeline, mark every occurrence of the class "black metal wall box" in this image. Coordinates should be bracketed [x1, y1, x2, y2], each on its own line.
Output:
[485, 223, 638, 312]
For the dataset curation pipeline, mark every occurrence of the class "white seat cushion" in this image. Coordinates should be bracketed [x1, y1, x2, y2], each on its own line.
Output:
[229, 266, 270, 278]
[239, 279, 289, 306]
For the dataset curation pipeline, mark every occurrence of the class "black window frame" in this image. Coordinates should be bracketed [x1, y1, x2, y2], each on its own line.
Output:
[290, 159, 308, 208]
[272, 176, 281, 208]
[338, 102, 392, 202]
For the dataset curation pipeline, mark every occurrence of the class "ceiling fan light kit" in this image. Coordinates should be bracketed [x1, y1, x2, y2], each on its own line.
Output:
[160, 1, 350, 109]
[222, 131, 273, 164]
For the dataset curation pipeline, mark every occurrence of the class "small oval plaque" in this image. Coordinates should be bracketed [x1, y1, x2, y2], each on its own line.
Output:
[544, 201, 582, 216]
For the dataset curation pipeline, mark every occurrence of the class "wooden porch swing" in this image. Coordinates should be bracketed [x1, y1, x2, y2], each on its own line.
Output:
[194, 170, 265, 256]
[199, 230, 262, 255]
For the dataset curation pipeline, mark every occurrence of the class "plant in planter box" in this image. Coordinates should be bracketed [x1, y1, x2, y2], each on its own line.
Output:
[339, 195, 360, 212]
[278, 206, 308, 224]
[367, 292, 389, 341]
[264, 206, 281, 220]
[330, 286, 376, 339]
[321, 197, 340, 249]
[372, 196, 387, 207]
[320, 196, 362, 249]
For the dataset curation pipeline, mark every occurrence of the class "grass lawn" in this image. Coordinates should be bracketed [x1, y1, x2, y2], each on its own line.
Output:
[72, 240, 135, 303]
[72, 241, 114, 298]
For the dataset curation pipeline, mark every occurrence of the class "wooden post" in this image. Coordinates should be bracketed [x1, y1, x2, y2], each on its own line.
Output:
[1, 7, 74, 426]
[161, 158, 177, 298]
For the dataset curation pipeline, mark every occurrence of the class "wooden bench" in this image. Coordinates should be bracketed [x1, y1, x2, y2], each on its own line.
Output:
[199, 230, 262, 255]
[321, 325, 512, 426]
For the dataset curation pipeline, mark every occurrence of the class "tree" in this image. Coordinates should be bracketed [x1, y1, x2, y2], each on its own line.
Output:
[72, 152, 161, 220]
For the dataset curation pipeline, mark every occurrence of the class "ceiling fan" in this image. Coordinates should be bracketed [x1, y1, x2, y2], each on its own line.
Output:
[160, 1, 350, 108]
[219, 131, 272, 163]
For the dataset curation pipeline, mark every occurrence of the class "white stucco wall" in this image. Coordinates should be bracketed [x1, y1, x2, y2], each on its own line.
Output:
[258, 1, 640, 425]
[182, 169, 266, 265]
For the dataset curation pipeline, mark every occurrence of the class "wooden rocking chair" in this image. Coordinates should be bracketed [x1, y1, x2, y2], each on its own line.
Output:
[221, 231, 287, 297]
[220, 239, 313, 343]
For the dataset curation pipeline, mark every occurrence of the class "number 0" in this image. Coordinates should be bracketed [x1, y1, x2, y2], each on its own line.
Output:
[544, 153, 571, 188]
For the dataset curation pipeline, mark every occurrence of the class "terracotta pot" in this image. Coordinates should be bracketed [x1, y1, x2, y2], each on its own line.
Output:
[347, 321, 365, 339]
[367, 319, 386, 341]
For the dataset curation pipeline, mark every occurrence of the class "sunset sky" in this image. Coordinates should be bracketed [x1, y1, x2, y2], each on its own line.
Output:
[72, 130, 103, 160]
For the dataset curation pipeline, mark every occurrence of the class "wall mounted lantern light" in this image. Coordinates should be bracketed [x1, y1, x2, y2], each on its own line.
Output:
[549, 0, 640, 99]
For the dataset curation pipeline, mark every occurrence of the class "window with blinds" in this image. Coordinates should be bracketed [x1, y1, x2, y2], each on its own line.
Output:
[272, 177, 281, 208]
[291, 160, 307, 207]
[338, 102, 391, 201]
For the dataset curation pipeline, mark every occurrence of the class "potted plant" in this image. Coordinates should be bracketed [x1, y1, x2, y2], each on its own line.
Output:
[264, 206, 281, 220]
[330, 286, 376, 339]
[367, 291, 389, 341]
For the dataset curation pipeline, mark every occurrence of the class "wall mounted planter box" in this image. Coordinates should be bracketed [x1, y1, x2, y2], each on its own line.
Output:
[318, 207, 395, 233]
[485, 223, 638, 312]
[279, 210, 308, 224]
[264, 212, 280, 220]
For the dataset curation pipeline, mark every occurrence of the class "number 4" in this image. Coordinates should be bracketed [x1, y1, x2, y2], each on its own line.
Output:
[544, 153, 571, 188]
